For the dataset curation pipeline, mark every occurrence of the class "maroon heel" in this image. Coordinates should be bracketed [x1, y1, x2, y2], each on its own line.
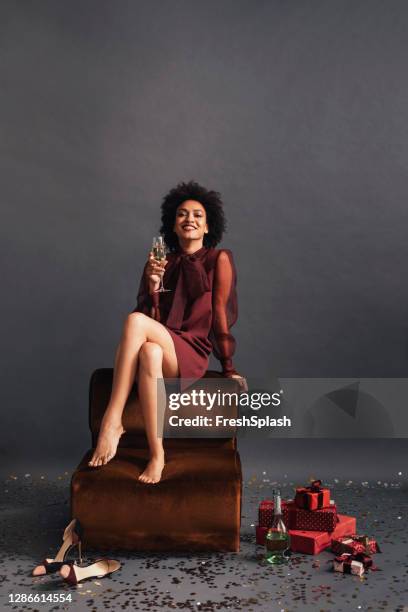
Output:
[32, 518, 83, 577]
[64, 564, 79, 586]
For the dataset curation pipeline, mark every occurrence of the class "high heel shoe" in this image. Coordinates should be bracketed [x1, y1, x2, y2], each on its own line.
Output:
[59, 558, 121, 585]
[32, 518, 83, 576]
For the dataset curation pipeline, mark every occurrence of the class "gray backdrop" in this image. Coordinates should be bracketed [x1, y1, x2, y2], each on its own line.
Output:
[1, 0, 408, 467]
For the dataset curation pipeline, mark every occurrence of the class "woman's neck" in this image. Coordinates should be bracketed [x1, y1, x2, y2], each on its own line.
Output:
[177, 239, 205, 255]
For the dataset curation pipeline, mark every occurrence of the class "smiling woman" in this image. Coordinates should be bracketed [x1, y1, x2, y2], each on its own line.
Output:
[87, 180, 245, 485]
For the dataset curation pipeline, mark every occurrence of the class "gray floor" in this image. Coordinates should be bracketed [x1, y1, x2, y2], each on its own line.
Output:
[1, 452, 407, 612]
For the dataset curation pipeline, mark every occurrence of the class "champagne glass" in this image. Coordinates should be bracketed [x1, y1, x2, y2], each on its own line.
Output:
[152, 236, 171, 293]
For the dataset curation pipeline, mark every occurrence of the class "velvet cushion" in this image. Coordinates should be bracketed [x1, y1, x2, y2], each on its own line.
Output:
[71, 446, 242, 551]
[70, 368, 242, 551]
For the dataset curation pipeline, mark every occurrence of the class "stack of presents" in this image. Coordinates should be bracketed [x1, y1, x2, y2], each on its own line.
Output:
[256, 479, 381, 575]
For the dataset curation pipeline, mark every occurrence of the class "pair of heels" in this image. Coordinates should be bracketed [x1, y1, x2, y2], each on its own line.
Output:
[32, 518, 120, 585]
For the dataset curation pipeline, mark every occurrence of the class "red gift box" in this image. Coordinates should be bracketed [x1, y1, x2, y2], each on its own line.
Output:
[289, 502, 338, 532]
[258, 500, 276, 527]
[295, 479, 330, 510]
[332, 535, 381, 556]
[289, 514, 357, 554]
[256, 525, 269, 545]
[256, 514, 356, 553]
[259, 499, 338, 532]
[258, 500, 295, 528]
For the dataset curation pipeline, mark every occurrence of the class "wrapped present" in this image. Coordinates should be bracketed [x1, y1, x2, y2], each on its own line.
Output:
[332, 534, 381, 556]
[258, 499, 296, 528]
[333, 552, 378, 575]
[333, 553, 365, 576]
[295, 479, 330, 510]
[256, 525, 269, 545]
[288, 514, 356, 555]
[258, 500, 275, 528]
[290, 502, 338, 532]
[259, 499, 337, 531]
[256, 514, 356, 553]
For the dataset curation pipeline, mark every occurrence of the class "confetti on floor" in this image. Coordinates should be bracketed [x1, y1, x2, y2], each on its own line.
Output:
[0, 473, 407, 611]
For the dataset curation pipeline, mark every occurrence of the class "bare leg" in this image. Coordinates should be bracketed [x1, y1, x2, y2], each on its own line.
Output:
[88, 312, 179, 468]
[137, 341, 179, 483]
[137, 342, 167, 484]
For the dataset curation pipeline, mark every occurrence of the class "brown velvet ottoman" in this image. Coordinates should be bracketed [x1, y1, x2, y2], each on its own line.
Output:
[70, 369, 242, 552]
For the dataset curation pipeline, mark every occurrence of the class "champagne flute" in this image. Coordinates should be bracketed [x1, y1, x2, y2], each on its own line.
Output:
[152, 236, 171, 293]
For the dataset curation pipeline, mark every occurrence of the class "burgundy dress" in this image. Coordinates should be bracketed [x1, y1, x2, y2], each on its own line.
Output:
[132, 245, 238, 385]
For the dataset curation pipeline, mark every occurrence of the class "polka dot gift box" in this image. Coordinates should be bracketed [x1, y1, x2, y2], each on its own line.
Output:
[259, 499, 338, 532]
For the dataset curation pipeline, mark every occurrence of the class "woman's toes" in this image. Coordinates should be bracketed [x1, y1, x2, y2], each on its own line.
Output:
[32, 565, 45, 576]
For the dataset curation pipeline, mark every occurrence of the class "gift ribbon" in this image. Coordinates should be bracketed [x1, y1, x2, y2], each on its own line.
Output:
[297, 489, 325, 509]
[296, 479, 327, 509]
[336, 534, 381, 555]
[355, 534, 381, 554]
[309, 479, 322, 492]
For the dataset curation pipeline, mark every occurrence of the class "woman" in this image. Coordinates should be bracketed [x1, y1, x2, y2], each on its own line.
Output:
[88, 180, 245, 484]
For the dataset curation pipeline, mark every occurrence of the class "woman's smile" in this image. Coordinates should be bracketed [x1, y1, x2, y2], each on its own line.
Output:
[173, 200, 209, 244]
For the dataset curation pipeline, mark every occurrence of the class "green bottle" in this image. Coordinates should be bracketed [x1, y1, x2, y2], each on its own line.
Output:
[265, 490, 290, 564]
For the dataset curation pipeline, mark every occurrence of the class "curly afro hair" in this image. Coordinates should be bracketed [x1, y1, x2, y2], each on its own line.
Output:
[160, 180, 227, 252]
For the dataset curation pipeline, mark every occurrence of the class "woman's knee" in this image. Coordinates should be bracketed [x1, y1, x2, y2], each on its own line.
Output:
[123, 311, 147, 336]
[139, 341, 163, 372]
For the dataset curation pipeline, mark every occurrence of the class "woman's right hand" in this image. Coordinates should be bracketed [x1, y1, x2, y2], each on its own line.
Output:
[146, 251, 167, 292]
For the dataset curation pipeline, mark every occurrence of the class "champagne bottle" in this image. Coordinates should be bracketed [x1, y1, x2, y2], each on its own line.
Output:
[265, 490, 290, 564]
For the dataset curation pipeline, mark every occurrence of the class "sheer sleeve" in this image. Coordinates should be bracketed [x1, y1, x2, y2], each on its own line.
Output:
[209, 249, 238, 376]
[131, 262, 160, 319]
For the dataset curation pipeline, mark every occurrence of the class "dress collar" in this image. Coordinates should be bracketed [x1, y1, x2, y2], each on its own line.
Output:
[174, 245, 208, 260]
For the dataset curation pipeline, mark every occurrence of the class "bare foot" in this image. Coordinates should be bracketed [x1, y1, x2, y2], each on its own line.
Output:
[88, 419, 125, 467]
[138, 453, 165, 484]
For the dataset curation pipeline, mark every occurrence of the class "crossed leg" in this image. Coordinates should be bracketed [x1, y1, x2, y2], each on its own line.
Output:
[88, 312, 179, 484]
